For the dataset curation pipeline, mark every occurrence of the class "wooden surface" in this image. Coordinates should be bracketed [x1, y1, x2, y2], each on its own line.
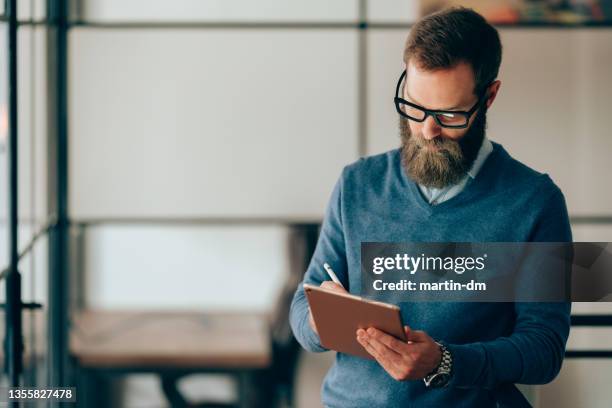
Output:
[70, 310, 271, 368]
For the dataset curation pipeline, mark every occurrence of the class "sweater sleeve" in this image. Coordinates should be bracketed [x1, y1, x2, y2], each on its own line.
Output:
[289, 169, 350, 353]
[448, 181, 572, 389]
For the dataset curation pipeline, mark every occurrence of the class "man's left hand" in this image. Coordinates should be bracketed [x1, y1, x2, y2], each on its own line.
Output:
[356, 326, 441, 381]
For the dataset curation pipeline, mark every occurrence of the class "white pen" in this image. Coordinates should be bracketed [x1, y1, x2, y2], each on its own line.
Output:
[323, 263, 345, 289]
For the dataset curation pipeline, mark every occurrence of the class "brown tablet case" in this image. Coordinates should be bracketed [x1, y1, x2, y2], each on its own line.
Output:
[304, 283, 407, 360]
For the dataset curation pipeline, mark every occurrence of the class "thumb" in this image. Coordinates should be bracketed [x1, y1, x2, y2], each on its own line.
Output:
[404, 325, 415, 343]
[404, 325, 426, 343]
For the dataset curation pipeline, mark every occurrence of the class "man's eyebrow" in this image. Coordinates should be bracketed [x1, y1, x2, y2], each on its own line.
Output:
[404, 88, 464, 111]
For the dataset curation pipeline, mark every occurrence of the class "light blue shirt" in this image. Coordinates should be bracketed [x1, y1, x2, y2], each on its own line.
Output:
[418, 137, 493, 205]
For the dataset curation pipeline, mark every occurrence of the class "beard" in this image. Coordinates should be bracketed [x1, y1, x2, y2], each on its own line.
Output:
[399, 108, 487, 189]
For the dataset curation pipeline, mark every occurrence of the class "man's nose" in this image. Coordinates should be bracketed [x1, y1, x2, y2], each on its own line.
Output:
[421, 115, 441, 140]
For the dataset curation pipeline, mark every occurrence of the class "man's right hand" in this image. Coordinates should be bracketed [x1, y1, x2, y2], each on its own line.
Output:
[308, 281, 347, 335]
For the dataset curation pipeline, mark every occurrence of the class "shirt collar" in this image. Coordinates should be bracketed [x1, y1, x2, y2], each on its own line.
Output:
[467, 136, 493, 179]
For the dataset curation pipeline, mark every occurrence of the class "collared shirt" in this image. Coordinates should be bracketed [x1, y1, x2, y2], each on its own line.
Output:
[418, 136, 493, 205]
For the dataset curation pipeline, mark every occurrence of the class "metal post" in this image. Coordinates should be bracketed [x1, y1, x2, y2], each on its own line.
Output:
[4, 0, 23, 401]
[47, 0, 70, 393]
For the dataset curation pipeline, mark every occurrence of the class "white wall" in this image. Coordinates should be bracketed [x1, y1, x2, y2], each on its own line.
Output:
[69, 10, 612, 221]
[73, 0, 359, 23]
[538, 360, 612, 408]
[69, 28, 359, 220]
[366, 0, 420, 23]
[17, 0, 46, 21]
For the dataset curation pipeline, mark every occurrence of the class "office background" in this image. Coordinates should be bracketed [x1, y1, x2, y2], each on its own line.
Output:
[0, 0, 611, 407]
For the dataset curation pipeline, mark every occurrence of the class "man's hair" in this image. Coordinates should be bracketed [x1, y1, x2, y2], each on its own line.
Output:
[403, 7, 502, 96]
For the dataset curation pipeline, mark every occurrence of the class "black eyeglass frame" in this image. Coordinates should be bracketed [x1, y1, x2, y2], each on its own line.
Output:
[394, 70, 489, 129]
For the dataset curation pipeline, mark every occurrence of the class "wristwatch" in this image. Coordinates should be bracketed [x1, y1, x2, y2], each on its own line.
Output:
[423, 341, 452, 388]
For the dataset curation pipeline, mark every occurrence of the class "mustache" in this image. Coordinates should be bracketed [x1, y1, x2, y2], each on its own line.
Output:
[399, 118, 462, 154]
[411, 134, 460, 151]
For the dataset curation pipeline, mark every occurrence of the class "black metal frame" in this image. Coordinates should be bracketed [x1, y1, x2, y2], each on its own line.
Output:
[1, 0, 71, 403]
[567, 315, 612, 358]
[1, 0, 73, 400]
[47, 0, 70, 395]
[4, 2, 22, 402]
[394, 70, 487, 129]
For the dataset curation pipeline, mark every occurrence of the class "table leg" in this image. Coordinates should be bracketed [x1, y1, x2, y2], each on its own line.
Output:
[160, 374, 189, 408]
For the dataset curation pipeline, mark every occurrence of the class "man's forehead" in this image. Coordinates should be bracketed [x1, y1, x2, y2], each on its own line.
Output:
[404, 60, 476, 110]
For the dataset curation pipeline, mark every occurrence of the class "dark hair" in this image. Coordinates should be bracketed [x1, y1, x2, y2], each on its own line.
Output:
[403, 7, 502, 96]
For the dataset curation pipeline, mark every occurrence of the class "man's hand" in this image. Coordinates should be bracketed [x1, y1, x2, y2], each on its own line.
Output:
[356, 326, 441, 381]
[308, 281, 347, 335]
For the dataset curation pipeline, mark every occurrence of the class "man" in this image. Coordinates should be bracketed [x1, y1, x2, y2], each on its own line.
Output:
[289, 7, 571, 408]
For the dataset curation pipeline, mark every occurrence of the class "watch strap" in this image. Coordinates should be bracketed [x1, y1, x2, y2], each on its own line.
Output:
[423, 341, 452, 388]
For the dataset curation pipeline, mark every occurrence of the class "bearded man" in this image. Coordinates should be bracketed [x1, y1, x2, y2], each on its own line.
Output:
[290, 7, 571, 408]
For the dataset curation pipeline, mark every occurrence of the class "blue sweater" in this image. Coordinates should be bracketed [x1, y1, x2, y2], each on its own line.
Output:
[289, 143, 572, 407]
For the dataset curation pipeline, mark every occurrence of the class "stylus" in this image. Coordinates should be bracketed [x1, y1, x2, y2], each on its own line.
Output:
[323, 263, 345, 288]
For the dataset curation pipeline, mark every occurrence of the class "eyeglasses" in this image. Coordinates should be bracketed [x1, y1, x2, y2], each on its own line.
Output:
[394, 70, 487, 129]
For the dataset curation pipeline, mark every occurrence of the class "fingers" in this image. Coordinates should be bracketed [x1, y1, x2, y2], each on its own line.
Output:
[404, 325, 430, 343]
[356, 326, 439, 381]
[404, 326, 413, 344]
[308, 308, 318, 335]
[356, 329, 402, 376]
[357, 330, 382, 359]
[366, 327, 409, 354]
[320, 281, 346, 293]
[357, 328, 401, 360]
[356, 328, 414, 381]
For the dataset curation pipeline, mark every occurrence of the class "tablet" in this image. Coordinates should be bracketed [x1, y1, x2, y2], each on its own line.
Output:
[304, 283, 407, 360]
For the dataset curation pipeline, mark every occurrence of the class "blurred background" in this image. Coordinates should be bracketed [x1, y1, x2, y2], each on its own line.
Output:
[0, 0, 611, 407]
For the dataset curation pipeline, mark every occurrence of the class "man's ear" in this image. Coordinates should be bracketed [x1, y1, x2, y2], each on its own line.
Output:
[485, 80, 501, 109]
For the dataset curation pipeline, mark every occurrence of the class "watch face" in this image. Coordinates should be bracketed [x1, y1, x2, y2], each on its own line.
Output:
[430, 373, 450, 387]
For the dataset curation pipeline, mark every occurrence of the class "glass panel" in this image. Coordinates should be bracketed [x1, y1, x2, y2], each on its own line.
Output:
[73, 0, 358, 23]
[20, 241, 49, 392]
[84, 224, 289, 310]
[366, 0, 420, 23]
[18, 0, 47, 22]
[69, 29, 358, 219]
[18, 25, 50, 392]
[0, 16, 9, 389]
[0, 23, 51, 392]
[366, 29, 410, 155]
[18, 26, 48, 244]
